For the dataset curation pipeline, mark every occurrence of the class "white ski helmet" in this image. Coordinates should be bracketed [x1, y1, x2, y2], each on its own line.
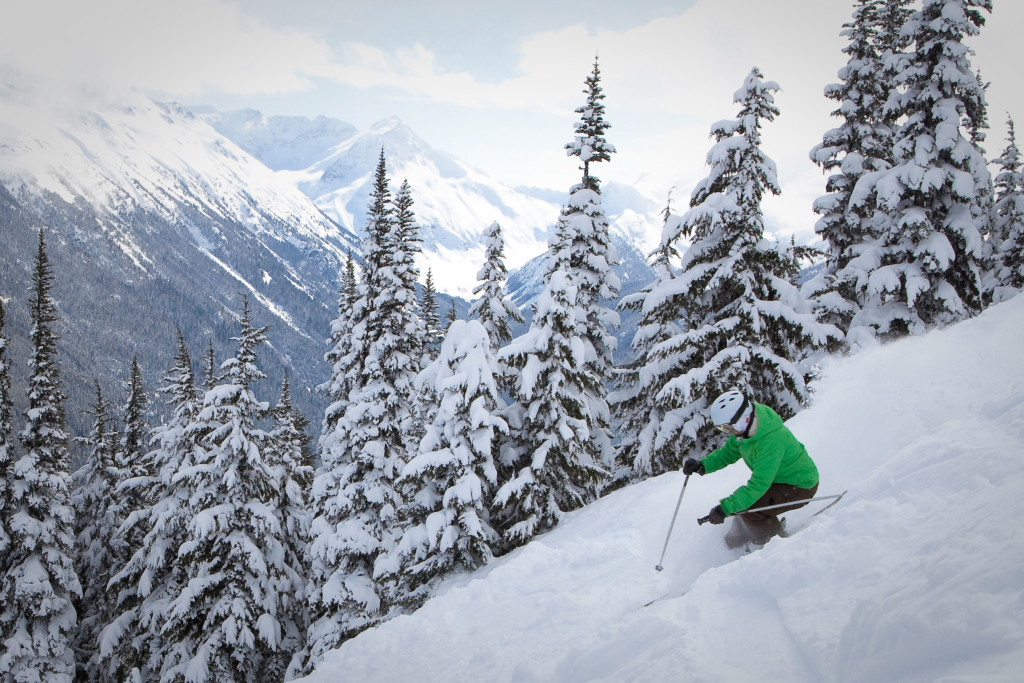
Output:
[710, 390, 753, 432]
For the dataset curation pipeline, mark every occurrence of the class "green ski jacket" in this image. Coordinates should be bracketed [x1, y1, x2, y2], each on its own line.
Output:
[700, 403, 819, 515]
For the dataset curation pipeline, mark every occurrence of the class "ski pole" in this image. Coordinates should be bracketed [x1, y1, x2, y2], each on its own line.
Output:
[697, 492, 845, 524]
[654, 473, 690, 572]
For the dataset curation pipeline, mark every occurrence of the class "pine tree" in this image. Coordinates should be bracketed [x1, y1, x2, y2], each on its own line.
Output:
[307, 151, 410, 669]
[159, 298, 298, 681]
[266, 373, 313, 681]
[0, 298, 14, 618]
[395, 319, 504, 605]
[420, 268, 443, 359]
[651, 69, 842, 467]
[118, 357, 152, 549]
[102, 330, 201, 680]
[610, 200, 684, 485]
[469, 222, 523, 352]
[495, 270, 609, 551]
[853, 0, 993, 340]
[0, 230, 80, 680]
[559, 56, 621, 472]
[445, 299, 459, 329]
[991, 117, 1024, 300]
[71, 381, 124, 682]
[806, 0, 893, 344]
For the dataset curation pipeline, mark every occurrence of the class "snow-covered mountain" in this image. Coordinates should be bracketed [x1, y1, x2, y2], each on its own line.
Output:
[199, 108, 660, 298]
[0, 79, 357, 431]
[300, 294, 1024, 682]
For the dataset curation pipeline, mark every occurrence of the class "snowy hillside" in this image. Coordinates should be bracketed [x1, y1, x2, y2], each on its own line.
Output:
[200, 109, 661, 297]
[301, 294, 1024, 682]
[0, 80, 357, 431]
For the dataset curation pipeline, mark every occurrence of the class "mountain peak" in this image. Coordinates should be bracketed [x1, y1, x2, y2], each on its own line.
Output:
[370, 116, 404, 133]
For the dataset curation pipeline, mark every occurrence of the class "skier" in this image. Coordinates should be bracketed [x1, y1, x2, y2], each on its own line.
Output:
[683, 390, 819, 547]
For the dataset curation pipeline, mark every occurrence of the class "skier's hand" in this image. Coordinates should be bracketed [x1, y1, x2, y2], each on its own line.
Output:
[705, 505, 726, 525]
[682, 458, 705, 476]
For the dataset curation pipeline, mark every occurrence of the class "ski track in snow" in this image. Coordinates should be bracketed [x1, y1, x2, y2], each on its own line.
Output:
[301, 295, 1024, 683]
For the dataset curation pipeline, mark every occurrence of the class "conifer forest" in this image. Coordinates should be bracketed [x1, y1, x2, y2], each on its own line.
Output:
[1, 1, 1021, 680]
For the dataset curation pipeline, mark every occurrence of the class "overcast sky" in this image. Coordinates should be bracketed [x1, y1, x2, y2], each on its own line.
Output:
[3, 0, 1022, 244]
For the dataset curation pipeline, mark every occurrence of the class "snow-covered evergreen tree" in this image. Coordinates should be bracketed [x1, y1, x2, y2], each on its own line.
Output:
[307, 151, 413, 669]
[651, 68, 843, 466]
[495, 270, 609, 551]
[266, 373, 313, 681]
[852, 0, 992, 340]
[158, 298, 299, 681]
[0, 298, 14, 655]
[0, 230, 80, 681]
[394, 319, 504, 605]
[102, 330, 201, 681]
[469, 222, 523, 352]
[991, 117, 1024, 301]
[420, 268, 443, 360]
[117, 357, 152, 550]
[71, 381, 124, 682]
[610, 201, 684, 485]
[0, 298, 12, 574]
[806, 0, 893, 341]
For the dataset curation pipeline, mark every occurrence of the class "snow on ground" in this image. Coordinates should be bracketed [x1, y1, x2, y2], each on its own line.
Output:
[301, 294, 1024, 683]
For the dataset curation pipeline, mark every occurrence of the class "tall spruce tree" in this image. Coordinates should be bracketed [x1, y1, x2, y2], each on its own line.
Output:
[650, 69, 842, 467]
[0, 230, 80, 680]
[102, 331, 201, 681]
[991, 117, 1024, 300]
[0, 299, 11, 573]
[495, 270, 609, 550]
[159, 298, 298, 681]
[420, 268, 443, 360]
[394, 319, 504, 605]
[0, 298, 14, 632]
[806, 0, 894, 344]
[853, 0, 992, 339]
[469, 222, 523, 353]
[610, 201, 685, 484]
[267, 373, 313, 681]
[307, 151, 410, 669]
[71, 382, 123, 682]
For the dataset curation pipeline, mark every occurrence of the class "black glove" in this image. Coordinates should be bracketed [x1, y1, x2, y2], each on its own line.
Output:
[706, 505, 727, 525]
[682, 458, 705, 476]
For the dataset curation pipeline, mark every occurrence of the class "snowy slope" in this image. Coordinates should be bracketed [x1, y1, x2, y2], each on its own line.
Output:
[302, 294, 1024, 682]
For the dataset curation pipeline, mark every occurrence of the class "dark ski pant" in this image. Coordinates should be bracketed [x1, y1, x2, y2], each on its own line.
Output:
[734, 482, 819, 545]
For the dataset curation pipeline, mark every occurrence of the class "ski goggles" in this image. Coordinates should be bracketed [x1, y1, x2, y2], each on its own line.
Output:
[714, 422, 736, 433]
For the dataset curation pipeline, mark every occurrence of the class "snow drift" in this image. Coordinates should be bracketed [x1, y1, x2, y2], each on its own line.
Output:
[301, 294, 1024, 682]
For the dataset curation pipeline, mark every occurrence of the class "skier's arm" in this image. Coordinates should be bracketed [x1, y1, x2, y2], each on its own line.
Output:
[719, 443, 783, 515]
[700, 436, 741, 474]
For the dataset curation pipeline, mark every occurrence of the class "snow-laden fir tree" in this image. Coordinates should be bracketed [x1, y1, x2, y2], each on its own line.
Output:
[851, 0, 992, 340]
[990, 117, 1024, 301]
[0, 299, 12, 561]
[495, 270, 609, 551]
[320, 250, 360, 460]
[0, 230, 81, 681]
[394, 319, 505, 606]
[420, 268, 443, 360]
[117, 357, 152, 549]
[71, 382, 125, 682]
[610, 200, 685, 485]
[562, 57, 620, 392]
[469, 222, 523, 353]
[101, 331, 201, 681]
[266, 373, 313, 681]
[805, 0, 894, 343]
[650, 68, 843, 466]
[158, 298, 299, 682]
[307, 151, 417, 669]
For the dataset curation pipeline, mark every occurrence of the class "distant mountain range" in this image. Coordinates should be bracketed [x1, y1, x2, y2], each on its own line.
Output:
[0, 79, 660, 440]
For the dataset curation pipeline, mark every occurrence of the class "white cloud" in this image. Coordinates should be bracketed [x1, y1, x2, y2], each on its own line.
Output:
[1, 0, 334, 96]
